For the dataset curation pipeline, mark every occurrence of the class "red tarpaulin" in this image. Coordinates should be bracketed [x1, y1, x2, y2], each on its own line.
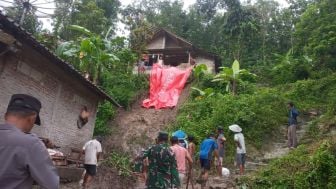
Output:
[142, 64, 192, 109]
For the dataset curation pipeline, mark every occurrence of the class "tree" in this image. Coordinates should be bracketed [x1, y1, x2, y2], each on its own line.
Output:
[213, 60, 256, 95]
[122, 0, 188, 37]
[194, 0, 221, 23]
[56, 25, 119, 84]
[191, 87, 215, 100]
[294, 0, 336, 70]
[53, 0, 120, 40]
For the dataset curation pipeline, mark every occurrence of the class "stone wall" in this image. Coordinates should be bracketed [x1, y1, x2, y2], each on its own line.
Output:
[0, 44, 100, 154]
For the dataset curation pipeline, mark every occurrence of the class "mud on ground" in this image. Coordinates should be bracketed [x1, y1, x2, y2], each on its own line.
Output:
[88, 84, 192, 189]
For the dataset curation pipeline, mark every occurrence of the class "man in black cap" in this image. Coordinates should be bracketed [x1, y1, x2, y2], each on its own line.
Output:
[0, 94, 59, 189]
[143, 131, 180, 189]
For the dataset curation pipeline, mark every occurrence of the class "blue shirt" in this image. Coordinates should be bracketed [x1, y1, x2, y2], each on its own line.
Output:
[199, 138, 218, 160]
[288, 107, 299, 126]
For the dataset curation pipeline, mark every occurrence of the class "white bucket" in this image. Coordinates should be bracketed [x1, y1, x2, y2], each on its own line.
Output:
[221, 167, 230, 177]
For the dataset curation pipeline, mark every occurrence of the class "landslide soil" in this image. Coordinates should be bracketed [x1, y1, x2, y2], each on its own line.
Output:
[61, 86, 314, 189]
[91, 84, 192, 189]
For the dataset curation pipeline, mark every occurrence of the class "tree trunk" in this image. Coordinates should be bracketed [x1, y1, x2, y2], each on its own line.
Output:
[232, 80, 237, 96]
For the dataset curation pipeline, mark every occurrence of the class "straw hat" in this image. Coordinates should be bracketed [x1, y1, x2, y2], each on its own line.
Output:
[229, 124, 242, 132]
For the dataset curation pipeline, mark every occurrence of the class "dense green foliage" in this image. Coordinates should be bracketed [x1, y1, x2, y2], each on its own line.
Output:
[173, 68, 336, 167]
[94, 102, 116, 135]
[241, 140, 336, 188]
[104, 151, 133, 177]
[3, 0, 336, 185]
[234, 74, 336, 187]
[53, 0, 120, 39]
[123, 0, 309, 67]
[213, 60, 256, 95]
[172, 88, 286, 158]
[294, 0, 336, 71]
[56, 26, 148, 135]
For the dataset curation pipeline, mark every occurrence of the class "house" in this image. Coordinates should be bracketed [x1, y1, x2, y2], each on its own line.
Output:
[0, 12, 120, 153]
[136, 28, 220, 74]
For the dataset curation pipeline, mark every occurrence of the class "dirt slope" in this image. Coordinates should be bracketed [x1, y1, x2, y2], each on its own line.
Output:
[64, 86, 313, 189]
[105, 84, 191, 154]
[89, 84, 192, 189]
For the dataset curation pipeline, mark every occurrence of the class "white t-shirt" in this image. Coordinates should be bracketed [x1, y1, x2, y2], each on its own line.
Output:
[234, 133, 246, 154]
[83, 139, 102, 165]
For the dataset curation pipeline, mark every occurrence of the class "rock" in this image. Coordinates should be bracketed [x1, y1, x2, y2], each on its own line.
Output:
[309, 111, 318, 116]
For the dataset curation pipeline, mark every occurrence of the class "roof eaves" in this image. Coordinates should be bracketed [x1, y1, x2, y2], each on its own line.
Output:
[0, 12, 121, 108]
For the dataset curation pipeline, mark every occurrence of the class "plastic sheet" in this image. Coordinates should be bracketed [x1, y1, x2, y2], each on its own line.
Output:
[142, 64, 192, 109]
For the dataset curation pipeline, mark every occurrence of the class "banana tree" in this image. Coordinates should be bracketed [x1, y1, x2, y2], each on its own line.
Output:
[56, 25, 119, 84]
[212, 60, 255, 96]
[191, 87, 215, 100]
[193, 64, 208, 84]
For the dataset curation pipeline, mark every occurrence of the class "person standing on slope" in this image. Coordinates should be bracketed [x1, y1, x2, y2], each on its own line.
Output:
[287, 102, 299, 149]
[229, 124, 246, 175]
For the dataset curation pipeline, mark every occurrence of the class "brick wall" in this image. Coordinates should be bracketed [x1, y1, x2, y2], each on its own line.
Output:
[0, 45, 101, 154]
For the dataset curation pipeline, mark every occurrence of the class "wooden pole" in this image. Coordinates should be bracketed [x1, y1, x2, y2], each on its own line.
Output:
[186, 167, 194, 189]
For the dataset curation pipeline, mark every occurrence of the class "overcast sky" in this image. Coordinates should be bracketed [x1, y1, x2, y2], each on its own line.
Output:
[0, 0, 288, 36]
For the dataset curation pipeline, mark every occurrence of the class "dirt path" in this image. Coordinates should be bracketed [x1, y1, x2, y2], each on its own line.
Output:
[244, 113, 311, 172]
[125, 106, 314, 189]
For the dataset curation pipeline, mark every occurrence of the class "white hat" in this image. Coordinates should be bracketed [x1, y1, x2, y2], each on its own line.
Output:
[229, 124, 242, 132]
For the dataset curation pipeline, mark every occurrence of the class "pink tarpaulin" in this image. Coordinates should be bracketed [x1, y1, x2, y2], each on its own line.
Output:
[142, 64, 192, 109]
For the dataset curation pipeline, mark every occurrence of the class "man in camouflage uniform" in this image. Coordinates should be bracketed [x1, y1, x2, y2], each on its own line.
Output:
[143, 132, 180, 189]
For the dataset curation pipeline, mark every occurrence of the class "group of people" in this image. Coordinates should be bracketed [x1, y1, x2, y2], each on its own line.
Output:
[140, 124, 246, 189]
[138, 101, 299, 189]
[0, 93, 298, 189]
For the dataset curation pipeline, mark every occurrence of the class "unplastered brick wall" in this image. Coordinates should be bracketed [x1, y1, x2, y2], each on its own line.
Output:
[0, 48, 100, 154]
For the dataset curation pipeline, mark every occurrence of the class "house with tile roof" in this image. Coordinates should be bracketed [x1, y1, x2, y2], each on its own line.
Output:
[0, 12, 120, 152]
[136, 28, 220, 74]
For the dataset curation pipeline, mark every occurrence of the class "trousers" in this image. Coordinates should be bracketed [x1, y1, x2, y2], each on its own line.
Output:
[287, 125, 297, 148]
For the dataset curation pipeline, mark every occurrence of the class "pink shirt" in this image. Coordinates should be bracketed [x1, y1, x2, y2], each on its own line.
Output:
[170, 144, 189, 174]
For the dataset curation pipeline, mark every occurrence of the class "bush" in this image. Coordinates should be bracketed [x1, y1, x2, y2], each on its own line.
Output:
[240, 140, 336, 188]
[269, 58, 312, 85]
[172, 88, 287, 163]
[280, 74, 336, 111]
[94, 73, 148, 136]
[172, 73, 336, 164]
[104, 151, 133, 177]
[94, 101, 116, 136]
[101, 72, 148, 108]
